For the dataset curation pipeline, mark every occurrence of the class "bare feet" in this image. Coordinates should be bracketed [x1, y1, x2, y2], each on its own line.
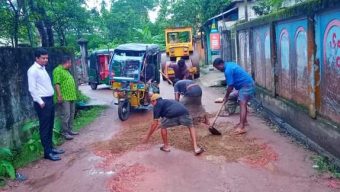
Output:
[233, 122, 249, 128]
[233, 128, 247, 135]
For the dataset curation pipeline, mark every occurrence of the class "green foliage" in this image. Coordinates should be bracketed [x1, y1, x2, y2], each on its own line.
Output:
[252, 0, 294, 16]
[0, 160, 15, 179]
[77, 90, 90, 103]
[53, 118, 63, 146]
[73, 106, 106, 131]
[0, 0, 234, 50]
[0, 147, 15, 184]
[21, 120, 39, 132]
[14, 117, 62, 168]
[252, 0, 274, 16]
[160, 0, 231, 32]
[14, 130, 43, 168]
[12, 105, 105, 169]
[312, 156, 340, 178]
[0, 148, 13, 161]
[236, 0, 323, 30]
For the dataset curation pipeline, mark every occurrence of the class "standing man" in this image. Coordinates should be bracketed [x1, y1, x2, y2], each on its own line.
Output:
[174, 80, 209, 125]
[141, 58, 157, 105]
[27, 48, 64, 161]
[53, 55, 79, 140]
[141, 58, 155, 84]
[213, 58, 255, 135]
[143, 94, 204, 155]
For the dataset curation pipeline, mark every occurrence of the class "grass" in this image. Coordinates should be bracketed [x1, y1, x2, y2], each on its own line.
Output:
[74, 106, 107, 131]
[0, 89, 104, 187]
[77, 90, 90, 103]
[17, 106, 106, 167]
[312, 155, 340, 178]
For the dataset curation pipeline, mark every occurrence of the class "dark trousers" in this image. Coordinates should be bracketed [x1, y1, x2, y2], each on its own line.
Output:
[34, 96, 55, 155]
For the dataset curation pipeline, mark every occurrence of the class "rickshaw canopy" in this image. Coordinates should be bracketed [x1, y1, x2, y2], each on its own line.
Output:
[110, 43, 161, 83]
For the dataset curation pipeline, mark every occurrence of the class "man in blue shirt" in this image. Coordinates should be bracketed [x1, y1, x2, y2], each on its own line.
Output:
[213, 58, 255, 135]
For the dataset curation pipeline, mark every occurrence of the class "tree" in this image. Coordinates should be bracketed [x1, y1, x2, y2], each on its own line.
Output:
[0, 1, 13, 46]
[46, 0, 91, 46]
[100, 0, 158, 43]
[252, 0, 285, 16]
[155, 0, 231, 32]
[28, 0, 54, 47]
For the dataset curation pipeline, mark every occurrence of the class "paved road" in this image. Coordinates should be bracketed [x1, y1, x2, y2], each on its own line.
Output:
[5, 74, 338, 192]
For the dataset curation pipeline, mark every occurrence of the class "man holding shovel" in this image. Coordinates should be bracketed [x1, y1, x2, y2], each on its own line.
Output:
[142, 94, 204, 155]
[213, 58, 255, 135]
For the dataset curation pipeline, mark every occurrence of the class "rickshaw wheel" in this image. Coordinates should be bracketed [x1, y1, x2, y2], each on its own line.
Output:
[90, 83, 97, 90]
[118, 101, 130, 121]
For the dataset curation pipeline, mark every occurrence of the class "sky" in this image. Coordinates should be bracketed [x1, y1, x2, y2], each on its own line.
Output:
[85, 0, 159, 23]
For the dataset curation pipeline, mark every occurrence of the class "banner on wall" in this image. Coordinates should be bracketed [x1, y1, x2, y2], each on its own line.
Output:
[210, 33, 221, 50]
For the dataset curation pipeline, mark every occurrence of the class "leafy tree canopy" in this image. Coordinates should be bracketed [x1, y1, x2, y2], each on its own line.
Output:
[0, 0, 233, 50]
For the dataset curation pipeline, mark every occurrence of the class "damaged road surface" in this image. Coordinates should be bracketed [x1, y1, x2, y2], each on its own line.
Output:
[5, 80, 339, 192]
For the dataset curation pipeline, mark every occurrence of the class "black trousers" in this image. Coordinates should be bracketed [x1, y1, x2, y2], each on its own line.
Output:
[34, 96, 55, 155]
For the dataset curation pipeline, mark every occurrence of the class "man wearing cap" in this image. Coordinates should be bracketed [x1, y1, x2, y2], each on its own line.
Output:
[213, 58, 255, 135]
[143, 94, 204, 155]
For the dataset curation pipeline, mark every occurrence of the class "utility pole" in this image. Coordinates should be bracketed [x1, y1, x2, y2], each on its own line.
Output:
[244, 0, 248, 21]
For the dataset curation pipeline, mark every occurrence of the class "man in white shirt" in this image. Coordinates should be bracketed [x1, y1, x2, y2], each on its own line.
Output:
[27, 48, 64, 161]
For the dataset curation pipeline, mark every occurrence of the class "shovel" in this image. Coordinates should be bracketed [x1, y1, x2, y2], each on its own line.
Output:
[159, 70, 173, 85]
[208, 99, 227, 135]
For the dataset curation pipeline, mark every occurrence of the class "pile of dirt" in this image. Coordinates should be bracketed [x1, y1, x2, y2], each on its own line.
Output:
[93, 118, 277, 164]
[93, 117, 278, 192]
[326, 179, 340, 189]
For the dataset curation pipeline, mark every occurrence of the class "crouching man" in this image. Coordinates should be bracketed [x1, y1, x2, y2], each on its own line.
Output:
[174, 79, 210, 125]
[142, 94, 204, 155]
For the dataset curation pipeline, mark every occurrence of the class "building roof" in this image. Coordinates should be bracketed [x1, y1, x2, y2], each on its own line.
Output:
[203, 7, 238, 27]
[115, 43, 160, 55]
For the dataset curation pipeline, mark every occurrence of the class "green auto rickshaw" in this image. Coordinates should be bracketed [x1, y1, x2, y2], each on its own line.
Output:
[110, 43, 161, 121]
[88, 49, 114, 90]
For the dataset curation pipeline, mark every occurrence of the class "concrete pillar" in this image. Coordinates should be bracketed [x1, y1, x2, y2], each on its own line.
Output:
[307, 15, 317, 118]
[270, 22, 278, 97]
[77, 38, 88, 83]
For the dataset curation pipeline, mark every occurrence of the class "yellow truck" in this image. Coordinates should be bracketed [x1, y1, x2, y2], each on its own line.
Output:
[161, 27, 200, 82]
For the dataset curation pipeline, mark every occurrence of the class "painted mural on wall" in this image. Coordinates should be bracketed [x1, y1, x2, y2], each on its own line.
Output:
[294, 26, 308, 105]
[253, 26, 270, 90]
[264, 32, 272, 90]
[321, 18, 340, 123]
[278, 28, 291, 99]
[238, 31, 251, 73]
[280, 29, 290, 70]
[276, 18, 308, 103]
[255, 34, 265, 87]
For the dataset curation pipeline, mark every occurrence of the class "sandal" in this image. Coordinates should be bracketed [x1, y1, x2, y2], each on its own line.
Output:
[194, 146, 205, 156]
[160, 146, 171, 152]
